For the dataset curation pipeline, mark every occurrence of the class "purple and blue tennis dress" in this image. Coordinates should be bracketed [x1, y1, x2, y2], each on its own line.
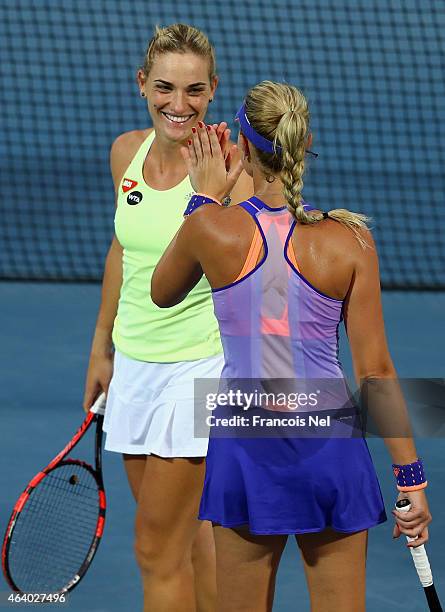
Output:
[198, 196, 387, 534]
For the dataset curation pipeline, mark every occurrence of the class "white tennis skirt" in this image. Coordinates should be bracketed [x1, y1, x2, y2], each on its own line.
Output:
[103, 350, 224, 457]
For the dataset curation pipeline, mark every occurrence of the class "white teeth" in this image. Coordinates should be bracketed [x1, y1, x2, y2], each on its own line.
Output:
[162, 112, 193, 124]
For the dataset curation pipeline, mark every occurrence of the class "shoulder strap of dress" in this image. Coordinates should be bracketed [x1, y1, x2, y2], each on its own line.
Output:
[240, 197, 315, 215]
[120, 130, 155, 185]
[133, 129, 155, 162]
[239, 198, 264, 217]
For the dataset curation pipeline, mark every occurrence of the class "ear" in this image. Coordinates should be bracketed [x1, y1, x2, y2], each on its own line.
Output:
[240, 134, 251, 161]
[210, 75, 219, 100]
[136, 69, 147, 94]
[307, 132, 313, 149]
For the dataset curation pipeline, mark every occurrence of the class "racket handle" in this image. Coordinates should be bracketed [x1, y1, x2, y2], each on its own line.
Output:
[396, 499, 433, 588]
[90, 392, 106, 416]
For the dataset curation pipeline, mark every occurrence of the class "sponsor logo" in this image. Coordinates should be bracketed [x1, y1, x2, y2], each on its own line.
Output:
[122, 178, 138, 193]
[127, 190, 143, 205]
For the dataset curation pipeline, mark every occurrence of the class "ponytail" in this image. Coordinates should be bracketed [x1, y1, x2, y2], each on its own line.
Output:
[244, 81, 372, 249]
[319, 209, 371, 249]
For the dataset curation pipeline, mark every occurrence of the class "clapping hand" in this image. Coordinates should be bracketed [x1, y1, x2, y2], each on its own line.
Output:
[181, 121, 243, 202]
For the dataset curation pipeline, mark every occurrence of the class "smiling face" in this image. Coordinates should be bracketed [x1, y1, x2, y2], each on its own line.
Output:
[138, 51, 218, 144]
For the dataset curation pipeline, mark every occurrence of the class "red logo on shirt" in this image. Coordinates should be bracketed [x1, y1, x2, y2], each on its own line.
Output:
[122, 178, 138, 193]
[393, 467, 400, 478]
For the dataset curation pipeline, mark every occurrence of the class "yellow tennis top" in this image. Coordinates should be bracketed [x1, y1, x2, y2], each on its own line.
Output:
[112, 131, 222, 362]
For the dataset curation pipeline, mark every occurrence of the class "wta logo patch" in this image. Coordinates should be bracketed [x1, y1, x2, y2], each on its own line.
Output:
[122, 178, 138, 193]
[127, 191, 143, 205]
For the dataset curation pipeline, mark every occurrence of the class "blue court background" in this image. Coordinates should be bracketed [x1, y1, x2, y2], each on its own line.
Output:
[1, 285, 444, 611]
[1, 0, 444, 609]
[1, 0, 444, 288]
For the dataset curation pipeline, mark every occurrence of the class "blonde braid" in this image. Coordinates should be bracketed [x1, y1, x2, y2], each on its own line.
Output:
[277, 105, 314, 225]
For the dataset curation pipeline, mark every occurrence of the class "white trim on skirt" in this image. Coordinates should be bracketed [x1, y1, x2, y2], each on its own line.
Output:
[103, 350, 224, 457]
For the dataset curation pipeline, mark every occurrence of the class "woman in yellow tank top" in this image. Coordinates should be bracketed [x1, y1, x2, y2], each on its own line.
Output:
[82, 24, 252, 612]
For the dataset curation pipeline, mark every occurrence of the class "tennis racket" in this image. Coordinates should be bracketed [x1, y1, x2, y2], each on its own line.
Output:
[396, 498, 443, 611]
[2, 393, 107, 595]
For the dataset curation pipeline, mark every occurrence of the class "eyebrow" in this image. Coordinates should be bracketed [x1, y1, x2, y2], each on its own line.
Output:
[153, 79, 207, 88]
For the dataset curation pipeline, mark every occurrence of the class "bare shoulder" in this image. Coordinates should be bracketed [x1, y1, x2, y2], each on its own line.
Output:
[308, 210, 377, 267]
[182, 201, 248, 244]
[182, 202, 225, 235]
[110, 128, 153, 157]
[110, 128, 154, 190]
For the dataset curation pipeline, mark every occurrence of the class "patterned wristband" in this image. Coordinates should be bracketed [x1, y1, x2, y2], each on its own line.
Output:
[183, 193, 222, 217]
[392, 458, 427, 492]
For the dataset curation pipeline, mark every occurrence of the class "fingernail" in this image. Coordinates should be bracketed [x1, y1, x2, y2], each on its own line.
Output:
[198, 121, 204, 128]
[192, 127, 197, 133]
[188, 140, 192, 145]
[207, 125, 211, 131]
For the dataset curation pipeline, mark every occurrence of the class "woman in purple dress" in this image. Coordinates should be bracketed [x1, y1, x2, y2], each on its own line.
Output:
[151, 80, 431, 611]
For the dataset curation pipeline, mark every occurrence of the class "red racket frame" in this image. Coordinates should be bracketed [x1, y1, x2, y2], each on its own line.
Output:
[2, 412, 106, 594]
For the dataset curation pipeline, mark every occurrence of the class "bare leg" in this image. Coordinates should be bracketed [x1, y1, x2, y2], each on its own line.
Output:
[123, 454, 146, 501]
[296, 528, 368, 612]
[213, 525, 287, 612]
[192, 519, 217, 612]
[123, 454, 215, 612]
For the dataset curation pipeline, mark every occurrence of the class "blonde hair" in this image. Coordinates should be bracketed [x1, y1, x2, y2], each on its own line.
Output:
[244, 81, 371, 248]
[141, 23, 216, 81]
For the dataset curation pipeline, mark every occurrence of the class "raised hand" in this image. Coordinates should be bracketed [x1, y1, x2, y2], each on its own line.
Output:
[181, 122, 243, 202]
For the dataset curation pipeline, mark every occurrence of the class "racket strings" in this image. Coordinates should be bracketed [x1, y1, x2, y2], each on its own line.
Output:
[8, 463, 100, 592]
[37, 470, 98, 497]
[10, 473, 98, 590]
[11, 504, 97, 588]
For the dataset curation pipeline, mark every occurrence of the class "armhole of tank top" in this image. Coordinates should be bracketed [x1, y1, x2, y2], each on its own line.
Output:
[285, 204, 321, 273]
[212, 201, 268, 292]
[138, 129, 155, 168]
[285, 220, 344, 303]
[122, 130, 155, 182]
[233, 225, 263, 282]
[286, 224, 301, 273]
[116, 131, 154, 210]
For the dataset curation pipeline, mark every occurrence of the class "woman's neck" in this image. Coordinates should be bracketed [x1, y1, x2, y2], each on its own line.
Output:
[252, 169, 285, 208]
[149, 132, 187, 174]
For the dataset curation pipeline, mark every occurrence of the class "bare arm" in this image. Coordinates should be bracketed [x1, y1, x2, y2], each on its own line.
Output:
[343, 230, 431, 544]
[152, 123, 250, 307]
[151, 212, 205, 308]
[85, 237, 122, 347]
[83, 131, 146, 410]
[343, 231, 417, 464]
